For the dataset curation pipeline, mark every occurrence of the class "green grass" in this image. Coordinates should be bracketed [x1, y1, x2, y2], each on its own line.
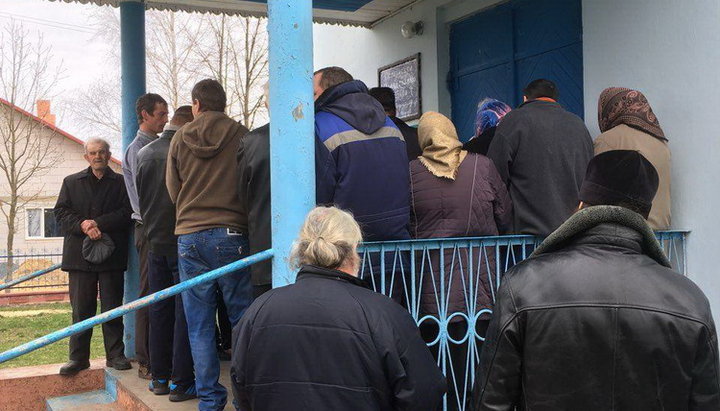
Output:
[0, 302, 105, 369]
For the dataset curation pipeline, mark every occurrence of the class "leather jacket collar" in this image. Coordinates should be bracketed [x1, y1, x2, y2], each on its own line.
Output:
[531, 205, 671, 267]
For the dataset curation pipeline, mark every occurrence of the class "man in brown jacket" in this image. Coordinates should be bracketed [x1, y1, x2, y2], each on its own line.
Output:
[165, 78, 250, 410]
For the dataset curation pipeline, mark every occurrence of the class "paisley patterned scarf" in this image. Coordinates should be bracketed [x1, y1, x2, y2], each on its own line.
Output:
[598, 87, 666, 140]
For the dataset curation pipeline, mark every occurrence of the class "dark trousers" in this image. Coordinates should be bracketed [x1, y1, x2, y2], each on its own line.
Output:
[68, 270, 125, 362]
[135, 223, 150, 367]
[147, 252, 194, 387]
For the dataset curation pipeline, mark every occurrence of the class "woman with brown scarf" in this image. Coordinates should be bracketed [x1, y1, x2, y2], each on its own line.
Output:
[595, 87, 671, 229]
[409, 111, 512, 411]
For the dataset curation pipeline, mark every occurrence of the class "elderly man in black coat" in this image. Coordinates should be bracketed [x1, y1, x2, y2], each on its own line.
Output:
[475, 151, 720, 410]
[54, 137, 132, 376]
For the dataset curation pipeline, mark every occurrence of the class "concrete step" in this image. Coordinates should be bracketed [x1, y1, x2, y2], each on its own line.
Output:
[45, 390, 116, 410]
[0, 359, 106, 411]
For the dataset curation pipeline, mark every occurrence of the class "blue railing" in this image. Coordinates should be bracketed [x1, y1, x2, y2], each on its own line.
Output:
[0, 249, 274, 364]
[358, 231, 688, 411]
[0, 231, 689, 411]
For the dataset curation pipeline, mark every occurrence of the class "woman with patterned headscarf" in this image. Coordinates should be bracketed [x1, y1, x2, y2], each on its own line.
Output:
[595, 87, 671, 229]
[463, 97, 512, 155]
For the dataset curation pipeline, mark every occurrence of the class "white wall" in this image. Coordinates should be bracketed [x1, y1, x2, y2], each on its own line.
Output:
[583, 0, 720, 314]
[314, 0, 720, 315]
[313, 0, 501, 121]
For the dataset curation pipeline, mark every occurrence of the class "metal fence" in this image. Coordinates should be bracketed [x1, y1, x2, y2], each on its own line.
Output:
[358, 231, 689, 411]
[0, 249, 66, 292]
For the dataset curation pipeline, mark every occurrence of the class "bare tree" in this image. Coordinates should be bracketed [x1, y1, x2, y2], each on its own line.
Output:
[229, 17, 269, 128]
[64, 76, 122, 151]
[146, 11, 203, 109]
[0, 21, 62, 278]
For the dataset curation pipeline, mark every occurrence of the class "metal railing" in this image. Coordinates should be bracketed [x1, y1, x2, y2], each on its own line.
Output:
[357, 231, 689, 411]
[0, 249, 274, 364]
[0, 231, 689, 411]
[0, 250, 66, 291]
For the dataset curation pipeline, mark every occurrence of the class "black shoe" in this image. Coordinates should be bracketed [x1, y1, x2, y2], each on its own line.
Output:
[106, 356, 132, 370]
[169, 383, 197, 402]
[148, 379, 170, 395]
[59, 360, 90, 376]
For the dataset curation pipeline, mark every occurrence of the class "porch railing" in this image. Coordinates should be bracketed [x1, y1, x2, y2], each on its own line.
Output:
[0, 231, 689, 411]
[357, 230, 689, 411]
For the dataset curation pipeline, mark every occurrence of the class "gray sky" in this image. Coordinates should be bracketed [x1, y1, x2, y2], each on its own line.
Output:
[2, 0, 113, 135]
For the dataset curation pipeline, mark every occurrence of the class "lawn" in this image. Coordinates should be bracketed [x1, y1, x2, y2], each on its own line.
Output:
[0, 302, 105, 369]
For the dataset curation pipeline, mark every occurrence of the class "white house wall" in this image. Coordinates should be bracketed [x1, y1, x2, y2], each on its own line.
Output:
[582, 0, 720, 314]
[314, 0, 720, 315]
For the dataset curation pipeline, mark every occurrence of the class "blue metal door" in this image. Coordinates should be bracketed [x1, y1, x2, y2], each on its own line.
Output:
[450, 0, 583, 141]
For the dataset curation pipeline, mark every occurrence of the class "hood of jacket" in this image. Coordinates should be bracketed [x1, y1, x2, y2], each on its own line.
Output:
[530, 205, 671, 267]
[180, 111, 246, 159]
[315, 80, 387, 135]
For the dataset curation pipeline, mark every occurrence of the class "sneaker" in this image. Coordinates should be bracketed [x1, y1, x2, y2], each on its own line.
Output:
[169, 383, 197, 402]
[106, 356, 132, 371]
[59, 360, 90, 376]
[137, 363, 152, 380]
[148, 379, 170, 395]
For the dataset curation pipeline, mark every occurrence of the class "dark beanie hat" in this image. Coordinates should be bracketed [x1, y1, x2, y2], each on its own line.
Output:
[579, 150, 659, 218]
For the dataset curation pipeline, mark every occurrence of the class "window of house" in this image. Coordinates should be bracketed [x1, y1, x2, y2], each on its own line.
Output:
[26, 208, 62, 239]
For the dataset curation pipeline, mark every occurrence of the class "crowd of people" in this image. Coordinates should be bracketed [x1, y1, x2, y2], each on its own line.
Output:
[50, 67, 718, 411]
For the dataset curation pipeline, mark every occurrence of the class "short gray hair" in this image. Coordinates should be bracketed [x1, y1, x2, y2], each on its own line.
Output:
[84, 137, 111, 153]
[289, 206, 363, 271]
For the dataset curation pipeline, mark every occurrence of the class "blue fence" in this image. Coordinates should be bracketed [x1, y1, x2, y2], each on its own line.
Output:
[358, 231, 688, 411]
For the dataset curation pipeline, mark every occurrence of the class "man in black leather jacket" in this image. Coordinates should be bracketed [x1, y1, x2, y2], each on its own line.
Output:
[475, 150, 719, 410]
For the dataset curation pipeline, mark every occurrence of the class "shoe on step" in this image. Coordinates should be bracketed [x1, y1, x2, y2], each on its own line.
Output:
[106, 356, 132, 371]
[148, 379, 170, 395]
[169, 383, 197, 402]
[59, 360, 90, 376]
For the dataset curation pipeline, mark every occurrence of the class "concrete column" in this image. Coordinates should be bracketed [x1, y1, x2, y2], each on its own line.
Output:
[119, 0, 146, 359]
[267, 0, 315, 287]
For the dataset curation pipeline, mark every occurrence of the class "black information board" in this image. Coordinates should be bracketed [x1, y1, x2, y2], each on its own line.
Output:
[378, 53, 421, 121]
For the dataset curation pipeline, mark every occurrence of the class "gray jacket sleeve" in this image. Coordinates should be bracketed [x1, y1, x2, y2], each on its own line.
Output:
[122, 141, 141, 221]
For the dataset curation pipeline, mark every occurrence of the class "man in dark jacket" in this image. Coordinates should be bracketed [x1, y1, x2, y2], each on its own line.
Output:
[135, 106, 196, 401]
[166, 79, 251, 410]
[54, 138, 132, 376]
[368, 86, 422, 161]
[314, 67, 411, 302]
[486, 79, 593, 236]
[237, 123, 272, 298]
[313, 67, 410, 242]
[123, 93, 168, 379]
[475, 150, 720, 410]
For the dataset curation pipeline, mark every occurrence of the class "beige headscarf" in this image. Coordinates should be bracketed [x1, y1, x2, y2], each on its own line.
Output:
[417, 111, 468, 180]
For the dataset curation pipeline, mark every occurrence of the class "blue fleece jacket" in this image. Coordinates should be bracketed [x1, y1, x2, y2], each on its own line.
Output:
[315, 80, 410, 241]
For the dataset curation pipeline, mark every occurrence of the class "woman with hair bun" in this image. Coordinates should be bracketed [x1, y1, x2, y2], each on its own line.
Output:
[231, 206, 446, 411]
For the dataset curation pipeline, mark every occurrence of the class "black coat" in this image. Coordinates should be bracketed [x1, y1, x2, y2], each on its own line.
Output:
[390, 116, 422, 161]
[136, 130, 177, 256]
[54, 167, 132, 272]
[237, 123, 271, 286]
[463, 126, 496, 156]
[231, 265, 446, 411]
[475, 206, 720, 411]
[486, 100, 593, 236]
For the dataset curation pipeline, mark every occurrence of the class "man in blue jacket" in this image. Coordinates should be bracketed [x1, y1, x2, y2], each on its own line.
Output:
[313, 67, 410, 302]
[313, 67, 410, 241]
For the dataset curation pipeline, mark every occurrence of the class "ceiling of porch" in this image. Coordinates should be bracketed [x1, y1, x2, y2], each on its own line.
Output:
[50, 0, 422, 27]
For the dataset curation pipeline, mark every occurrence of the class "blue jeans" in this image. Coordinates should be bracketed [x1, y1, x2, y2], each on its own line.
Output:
[178, 228, 252, 411]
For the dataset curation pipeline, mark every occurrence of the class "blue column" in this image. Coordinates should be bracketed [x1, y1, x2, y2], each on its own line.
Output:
[120, 0, 145, 359]
[267, 0, 315, 287]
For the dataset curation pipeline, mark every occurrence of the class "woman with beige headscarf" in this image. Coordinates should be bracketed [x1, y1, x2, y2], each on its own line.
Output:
[595, 87, 671, 229]
[409, 111, 512, 410]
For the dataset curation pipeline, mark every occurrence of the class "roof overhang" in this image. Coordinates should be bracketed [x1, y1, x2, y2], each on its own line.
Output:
[49, 0, 423, 27]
